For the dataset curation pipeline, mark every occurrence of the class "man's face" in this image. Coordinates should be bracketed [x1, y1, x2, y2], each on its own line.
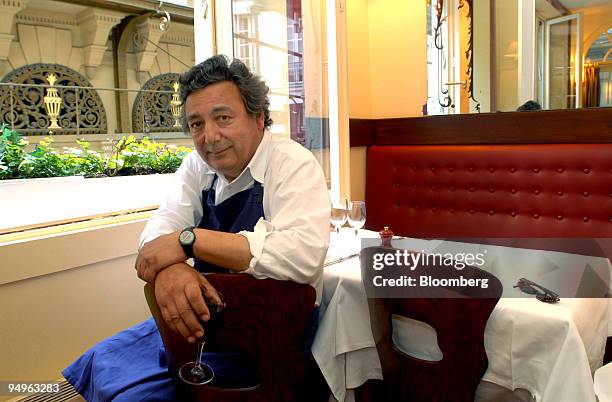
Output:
[185, 81, 264, 181]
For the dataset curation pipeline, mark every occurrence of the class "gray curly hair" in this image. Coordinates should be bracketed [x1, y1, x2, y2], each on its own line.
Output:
[178, 55, 273, 131]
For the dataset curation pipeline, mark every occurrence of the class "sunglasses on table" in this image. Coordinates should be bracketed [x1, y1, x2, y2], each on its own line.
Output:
[513, 278, 560, 304]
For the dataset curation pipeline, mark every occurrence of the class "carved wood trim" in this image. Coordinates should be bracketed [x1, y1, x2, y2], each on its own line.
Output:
[349, 108, 612, 146]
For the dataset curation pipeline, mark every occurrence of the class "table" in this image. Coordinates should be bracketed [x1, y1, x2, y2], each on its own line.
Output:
[312, 229, 611, 402]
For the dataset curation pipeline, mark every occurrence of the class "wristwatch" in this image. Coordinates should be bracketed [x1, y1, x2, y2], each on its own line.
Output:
[179, 226, 196, 259]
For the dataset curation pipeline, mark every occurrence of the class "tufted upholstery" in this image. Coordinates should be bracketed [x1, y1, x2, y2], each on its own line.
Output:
[366, 144, 612, 238]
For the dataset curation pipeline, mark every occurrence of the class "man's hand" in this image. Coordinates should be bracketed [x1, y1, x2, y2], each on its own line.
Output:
[136, 231, 187, 282]
[154, 263, 223, 343]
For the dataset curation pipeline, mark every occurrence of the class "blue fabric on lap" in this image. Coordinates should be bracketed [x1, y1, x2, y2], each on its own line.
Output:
[63, 318, 258, 401]
[63, 318, 176, 402]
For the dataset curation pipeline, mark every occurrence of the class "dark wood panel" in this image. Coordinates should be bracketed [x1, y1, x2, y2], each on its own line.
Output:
[348, 119, 375, 147]
[350, 108, 612, 146]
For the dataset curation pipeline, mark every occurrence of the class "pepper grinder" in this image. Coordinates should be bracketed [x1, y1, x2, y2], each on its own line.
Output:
[379, 226, 394, 247]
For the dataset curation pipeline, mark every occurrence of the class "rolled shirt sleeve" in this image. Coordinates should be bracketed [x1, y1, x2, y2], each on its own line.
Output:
[238, 148, 331, 303]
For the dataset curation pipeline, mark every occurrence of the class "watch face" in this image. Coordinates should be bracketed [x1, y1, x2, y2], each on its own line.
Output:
[180, 230, 195, 244]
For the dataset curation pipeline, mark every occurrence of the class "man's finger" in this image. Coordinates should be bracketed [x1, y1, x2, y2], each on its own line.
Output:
[185, 282, 209, 323]
[174, 316, 195, 343]
[160, 303, 179, 334]
[199, 276, 223, 306]
[176, 288, 202, 334]
[164, 297, 195, 342]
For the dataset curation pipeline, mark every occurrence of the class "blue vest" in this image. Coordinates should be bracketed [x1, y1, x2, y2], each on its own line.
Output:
[194, 174, 264, 273]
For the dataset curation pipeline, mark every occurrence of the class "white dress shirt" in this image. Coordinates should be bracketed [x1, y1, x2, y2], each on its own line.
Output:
[139, 133, 331, 303]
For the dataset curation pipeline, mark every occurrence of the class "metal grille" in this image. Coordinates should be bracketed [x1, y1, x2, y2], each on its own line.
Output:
[132, 73, 181, 133]
[0, 63, 108, 135]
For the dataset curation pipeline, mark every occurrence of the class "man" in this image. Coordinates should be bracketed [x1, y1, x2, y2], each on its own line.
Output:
[63, 55, 330, 401]
[136, 54, 330, 342]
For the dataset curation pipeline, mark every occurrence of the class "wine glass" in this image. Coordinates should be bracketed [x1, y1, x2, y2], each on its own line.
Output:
[347, 201, 366, 235]
[330, 199, 348, 233]
[178, 294, 225, 385]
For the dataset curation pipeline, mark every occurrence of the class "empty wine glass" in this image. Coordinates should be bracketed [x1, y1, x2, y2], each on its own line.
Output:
[178, 293, 225, 385]
[347, 201, 366, 235]
[330, 199, 348, 233]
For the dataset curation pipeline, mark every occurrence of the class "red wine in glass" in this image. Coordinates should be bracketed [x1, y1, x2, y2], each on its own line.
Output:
[178, 297, 225, 385]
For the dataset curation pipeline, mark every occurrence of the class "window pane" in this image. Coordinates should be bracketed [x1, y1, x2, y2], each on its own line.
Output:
[231, 0, 330, 186]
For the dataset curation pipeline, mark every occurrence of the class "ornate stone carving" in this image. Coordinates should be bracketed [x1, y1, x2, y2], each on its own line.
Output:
[77, 8, 123, 79]
[132, 72, 180, 133]
[15, 11, 77, 27]
[0, 63, 108, 134]
[0, 0, 27, 64]
[133, 19, 165, 81]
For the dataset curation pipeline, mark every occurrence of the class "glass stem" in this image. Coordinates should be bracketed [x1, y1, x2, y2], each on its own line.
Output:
[194, 339, 205, 371]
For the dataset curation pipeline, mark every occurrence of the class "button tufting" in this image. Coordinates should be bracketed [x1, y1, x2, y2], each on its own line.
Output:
[511, 212, 517, 217]
[450, 208, 455, 213]
[469, 209, 475, 214]
[557, 190, 564, 196]
[430, 167, 436, 172]
[489, 188, 495, 193]
[413, 205, 419, 210]
[488, 167, 495, 173]
[395, 183, 400, 188]
[468, 167, 475, 172]
[533, 168, 540, 173]
[534, 189, 540, 195]
[431, 207, 436, 212]
[533, 214, 540, 219]
[510, 167, 517, 173]
[557, 168, 564, 173]
[431, 185, 437, 191]
[412, 184, 417, 189]
[412, 166, 417, 171]
[450, 186, 455, 192]
[448, 167, 455, 172]
[511, 188, 517, 194]
[583, 192, 589, 197]
[583, 168, 591, 174]
[469, 187, 475, 192]
[557, 215, 563, 221]
[583, 216, 590, 222]
[489, 210, 495, 215]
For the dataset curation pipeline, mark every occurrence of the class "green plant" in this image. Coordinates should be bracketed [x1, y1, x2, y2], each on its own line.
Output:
[18, 137, 70, 178]
[0, 128, 192, 180]
[106, 135, 191, 176]
[0, 124, 27, 179]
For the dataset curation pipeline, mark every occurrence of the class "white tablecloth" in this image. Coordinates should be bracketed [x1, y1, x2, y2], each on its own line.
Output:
[312, 230, 611, 402]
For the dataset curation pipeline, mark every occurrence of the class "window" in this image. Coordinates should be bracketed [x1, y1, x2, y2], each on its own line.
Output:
[225, 0, 334, 188]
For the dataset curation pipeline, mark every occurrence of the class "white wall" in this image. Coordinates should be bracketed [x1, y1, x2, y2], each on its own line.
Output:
[0, 220, 151, 396]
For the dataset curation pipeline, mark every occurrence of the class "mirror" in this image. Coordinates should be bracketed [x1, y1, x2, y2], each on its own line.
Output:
[425, 0, 612, 114]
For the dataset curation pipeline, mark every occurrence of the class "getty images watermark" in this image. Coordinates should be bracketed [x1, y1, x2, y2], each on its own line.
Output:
[360, 237, 612, 299]
[359, 238, 503, 299]
[370, 248, 490, 289]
